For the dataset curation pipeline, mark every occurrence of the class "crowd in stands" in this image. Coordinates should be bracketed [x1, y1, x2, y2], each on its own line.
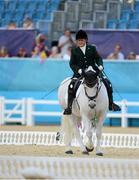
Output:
[106, 44, 137, 60]
[0, 28, 74, 60]
[7, 16, 34, 30]
[0, 27, 137, 60]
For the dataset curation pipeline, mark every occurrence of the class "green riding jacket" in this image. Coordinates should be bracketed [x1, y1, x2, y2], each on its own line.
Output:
[69, 44, 103, 78]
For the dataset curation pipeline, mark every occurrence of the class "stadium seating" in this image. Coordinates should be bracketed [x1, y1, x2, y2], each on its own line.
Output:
[0, 0, 60, 28]
[1, 0, 139, 34]
[107, 0, 139, 30]
[1, 0, 139, 44]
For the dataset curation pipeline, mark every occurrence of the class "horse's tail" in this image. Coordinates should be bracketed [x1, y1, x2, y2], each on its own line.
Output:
[61, 114, 74, 145]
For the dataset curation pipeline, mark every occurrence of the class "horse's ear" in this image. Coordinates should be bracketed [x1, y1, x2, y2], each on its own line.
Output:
[82, 69, 86, 77]
[94, 66, 101, 76]
[96, 69, 100, 76]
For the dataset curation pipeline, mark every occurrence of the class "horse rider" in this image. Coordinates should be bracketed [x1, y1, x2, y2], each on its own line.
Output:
[63, 29, 121, 115]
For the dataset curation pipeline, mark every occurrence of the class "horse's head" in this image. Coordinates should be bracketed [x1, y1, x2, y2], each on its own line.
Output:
[83, 66, 99, 88]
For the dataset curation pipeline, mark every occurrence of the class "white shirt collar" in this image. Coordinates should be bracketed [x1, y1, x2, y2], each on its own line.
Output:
[80, 44, 86, 55]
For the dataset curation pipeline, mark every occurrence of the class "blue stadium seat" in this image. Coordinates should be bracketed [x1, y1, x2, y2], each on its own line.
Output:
[33, 10, 45, 21]
[117, 20, 128, 29]
[130, 12, 139, 20]
[7, 0, 17, 11]
[16, 1, 27, 12]
[27, 1, 37, 11]
[1, 18, 10, 27]
[128, 20, 139, 29]
[13, 14, 24, 22]
[134, 0, 139, 11]
[3, 11, 13, 22]
[48, 0, 60, 10]
[0, 1, 4, 12]
[45, 13, 52, 20]
[120, 10, 131, 21]
[37, 1, 47, 11]
[107, 19, 117, 29]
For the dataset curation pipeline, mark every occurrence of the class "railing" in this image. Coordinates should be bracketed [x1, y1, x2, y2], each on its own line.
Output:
[0, 96, 139, 127]
[0, 131, 138, 148]
[0, 156, 139, 179]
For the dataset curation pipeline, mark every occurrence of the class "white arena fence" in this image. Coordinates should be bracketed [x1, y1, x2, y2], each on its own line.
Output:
[0, 131, 139, 148]
[0, 156, 139, 179]
[0, 96, 139, 127]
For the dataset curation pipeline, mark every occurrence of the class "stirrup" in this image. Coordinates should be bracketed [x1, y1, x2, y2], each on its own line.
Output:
[63, 108, 72, 115]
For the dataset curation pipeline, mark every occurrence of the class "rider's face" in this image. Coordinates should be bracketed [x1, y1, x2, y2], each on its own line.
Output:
[76, 39, 86, 47]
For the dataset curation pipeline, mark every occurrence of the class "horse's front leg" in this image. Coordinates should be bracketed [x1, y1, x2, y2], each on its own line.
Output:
[95, 117, 104, 156]
[82, 115, 94, 152]
[71, 116, 88, 154]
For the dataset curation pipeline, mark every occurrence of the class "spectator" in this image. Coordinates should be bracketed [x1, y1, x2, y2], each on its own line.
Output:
[7, 21, 17, 29]
[49, 46, 62, 59]
[107, 44, 124, 60]
[34, 33, 50, 55]
[31, 47, 40, 58]
[23, 16, 34, 29]
[0, 46, 9, 57]
[63, 46, 72, 60]
[127, 51, 136, 60]
[17, 48, 29, 57]
[58, 29, 74, 57]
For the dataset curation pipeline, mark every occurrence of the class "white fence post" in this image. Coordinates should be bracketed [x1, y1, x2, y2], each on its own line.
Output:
[121, 100, 128, 128]
[0, 97, 5, 125]
[0, 97, 2, 125]
[0, 96, 139, 127]
[26, 98, 34, 126]
[22, 98, 26, 125]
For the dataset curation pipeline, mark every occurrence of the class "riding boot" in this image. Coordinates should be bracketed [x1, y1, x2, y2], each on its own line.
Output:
[63, 93, 74, 115]
[63, 79, 76, 115]
[102, 78, 121, 111]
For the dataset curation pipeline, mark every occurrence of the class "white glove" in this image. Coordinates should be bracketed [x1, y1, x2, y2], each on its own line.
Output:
[78, 69, 82, 75]
[98, 65, 103, 71]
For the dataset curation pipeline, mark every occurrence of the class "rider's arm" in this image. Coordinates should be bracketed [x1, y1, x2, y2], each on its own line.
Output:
[93, 46, 104, 68]
[69, 48, 81, 75]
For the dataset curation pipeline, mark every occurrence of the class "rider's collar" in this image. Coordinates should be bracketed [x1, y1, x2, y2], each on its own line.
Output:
[79, 44, 86, 55]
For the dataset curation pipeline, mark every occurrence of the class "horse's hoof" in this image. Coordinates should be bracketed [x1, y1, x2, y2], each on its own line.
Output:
[82, 151, 89, 155]
[65, 150, 73, 154]
[96, 152, 103, 156]
[86, 146, 94, 152]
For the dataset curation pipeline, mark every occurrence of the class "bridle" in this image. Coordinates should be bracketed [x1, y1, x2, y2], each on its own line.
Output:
[83, 75, 102, 109]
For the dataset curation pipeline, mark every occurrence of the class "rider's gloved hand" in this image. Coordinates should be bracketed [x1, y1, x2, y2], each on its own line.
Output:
[78, 69, 82, 75]
[98, 65, 104, 71]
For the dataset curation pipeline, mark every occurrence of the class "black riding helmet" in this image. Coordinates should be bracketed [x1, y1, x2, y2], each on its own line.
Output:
[76, 30, 88, 40]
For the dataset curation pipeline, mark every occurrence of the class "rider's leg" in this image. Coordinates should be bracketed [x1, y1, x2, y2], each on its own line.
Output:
[102, 77, 121, 111]
[63, 79, 76, 115]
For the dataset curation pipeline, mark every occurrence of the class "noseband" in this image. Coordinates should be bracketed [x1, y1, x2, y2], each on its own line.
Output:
[84, 79, 100, 100]
[84, 77, 98, 88]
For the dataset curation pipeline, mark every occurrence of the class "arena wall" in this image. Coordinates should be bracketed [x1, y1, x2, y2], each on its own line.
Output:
[0, 59, 139, 126]
[0, 59, 139, 93]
